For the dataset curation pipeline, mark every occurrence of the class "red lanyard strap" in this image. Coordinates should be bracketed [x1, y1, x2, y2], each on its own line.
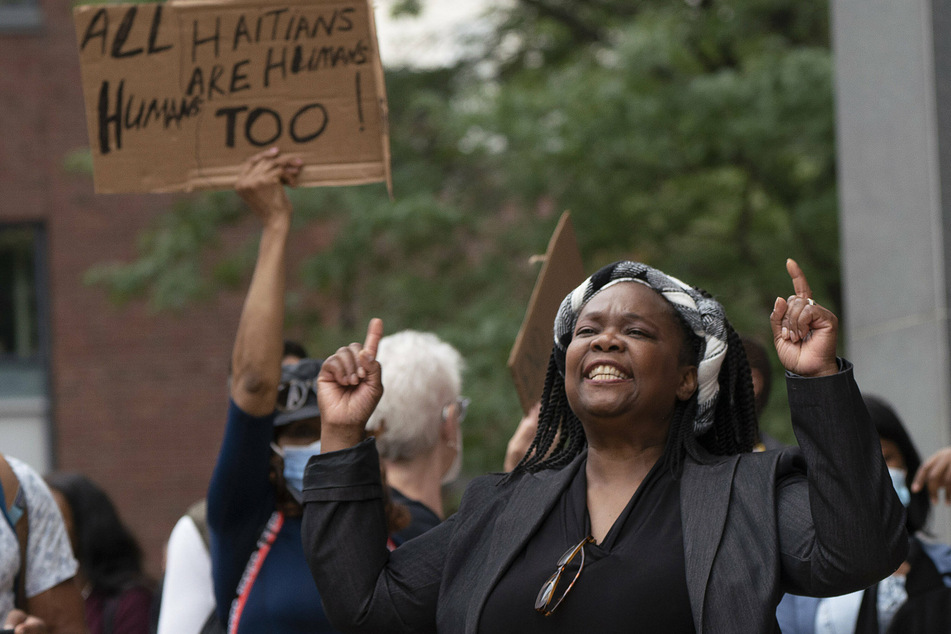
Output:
[228, 511, 284, 634]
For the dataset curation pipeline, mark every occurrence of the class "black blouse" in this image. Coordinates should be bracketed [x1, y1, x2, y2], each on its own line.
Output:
[478, 456, 695, 633]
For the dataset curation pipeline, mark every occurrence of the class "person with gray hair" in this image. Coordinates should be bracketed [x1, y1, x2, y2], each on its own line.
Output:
[365, 330, 466, 542]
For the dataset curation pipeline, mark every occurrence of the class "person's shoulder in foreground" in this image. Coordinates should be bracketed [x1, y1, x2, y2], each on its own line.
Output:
[1, 454, 86, 634]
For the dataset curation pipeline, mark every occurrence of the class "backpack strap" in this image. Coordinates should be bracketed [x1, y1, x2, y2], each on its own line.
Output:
[184, 499, 226, 633]
[0, 456, 29, 609]
[199, 608, 226, 634]
[185, 499, 211, 551]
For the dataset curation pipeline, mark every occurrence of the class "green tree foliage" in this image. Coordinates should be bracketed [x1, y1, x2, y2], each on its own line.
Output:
[86, 0, 837, 472]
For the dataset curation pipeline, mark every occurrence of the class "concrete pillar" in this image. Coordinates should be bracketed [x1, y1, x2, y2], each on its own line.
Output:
[834, 0, 951, 534]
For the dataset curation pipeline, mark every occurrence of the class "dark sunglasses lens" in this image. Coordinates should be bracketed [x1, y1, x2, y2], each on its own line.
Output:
[557, 543, 581, 567]
[536, 538, 590, 616]
[535, 571, 560, 611]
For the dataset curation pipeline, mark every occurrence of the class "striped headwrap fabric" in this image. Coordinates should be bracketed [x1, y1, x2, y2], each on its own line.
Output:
[553, 261, 728, 435]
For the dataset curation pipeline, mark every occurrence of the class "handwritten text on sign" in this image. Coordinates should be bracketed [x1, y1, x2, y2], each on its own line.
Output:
[74, 0, 390, 193]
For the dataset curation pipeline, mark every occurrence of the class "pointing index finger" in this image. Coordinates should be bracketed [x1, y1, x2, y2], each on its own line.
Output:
[363, 318, 384, 360]
[786, 258, 813, 299]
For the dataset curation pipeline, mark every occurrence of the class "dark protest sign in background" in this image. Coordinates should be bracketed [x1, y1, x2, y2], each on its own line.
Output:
[73, 0, 391, 194]
[508, 212, 585, 414]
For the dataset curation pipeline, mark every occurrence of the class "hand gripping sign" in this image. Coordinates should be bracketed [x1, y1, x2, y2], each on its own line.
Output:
[73, 0, 391, 194]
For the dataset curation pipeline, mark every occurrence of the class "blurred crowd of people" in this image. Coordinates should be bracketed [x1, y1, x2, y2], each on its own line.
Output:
[5, 149, 951, 633]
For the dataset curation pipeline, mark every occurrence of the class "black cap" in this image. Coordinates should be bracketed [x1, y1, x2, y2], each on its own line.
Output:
[274, 358, 322, 427]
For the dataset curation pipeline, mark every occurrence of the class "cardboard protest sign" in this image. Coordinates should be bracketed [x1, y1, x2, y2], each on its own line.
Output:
[508, 212, 585, 414]
[73, 0, 391, 194]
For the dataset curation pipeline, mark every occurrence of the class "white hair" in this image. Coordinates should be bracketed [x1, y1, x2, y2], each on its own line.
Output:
[366, 330, 464, 462]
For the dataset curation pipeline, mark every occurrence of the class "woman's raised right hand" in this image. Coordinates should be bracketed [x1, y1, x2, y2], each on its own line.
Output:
[317, 318, 385, 452]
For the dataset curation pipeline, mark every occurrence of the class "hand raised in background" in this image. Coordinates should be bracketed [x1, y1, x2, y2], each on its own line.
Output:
[235, 147, 302, 224]
[913, 446, 951, 505]
[504, 402, 540, 472]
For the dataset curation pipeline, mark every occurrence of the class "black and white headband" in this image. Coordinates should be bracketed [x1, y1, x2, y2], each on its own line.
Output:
[553, 261, 728, 435]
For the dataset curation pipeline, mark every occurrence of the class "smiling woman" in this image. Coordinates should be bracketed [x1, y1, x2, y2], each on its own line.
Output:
[301, 258, 909, 633]
[525, 263, 752, 472]
[564, 284, 701, 455]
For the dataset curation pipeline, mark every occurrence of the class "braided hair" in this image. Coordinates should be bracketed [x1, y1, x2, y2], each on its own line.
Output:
[514, 261, 758, 476]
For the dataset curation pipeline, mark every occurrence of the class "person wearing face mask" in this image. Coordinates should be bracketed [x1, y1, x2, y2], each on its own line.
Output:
[205, 149, 338, 634]
[270, 359, 325, 505]
[776, 394, 951, 634]
[157, 338, 309, 634]
[206, 150, 419, 634]
[204, 149, 393, 634]
[364, 330, 466, 543]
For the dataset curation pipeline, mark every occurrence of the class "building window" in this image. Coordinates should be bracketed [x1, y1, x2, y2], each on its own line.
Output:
[0, 224, 51, 472]
[0, 226, 40, 360]
[0, 224, 48, 398]
[0, 0, 43, 33]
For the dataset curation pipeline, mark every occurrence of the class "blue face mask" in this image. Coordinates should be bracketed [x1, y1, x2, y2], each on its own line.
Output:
[271, 440, 321, 499]
[888, 466, 911, 507]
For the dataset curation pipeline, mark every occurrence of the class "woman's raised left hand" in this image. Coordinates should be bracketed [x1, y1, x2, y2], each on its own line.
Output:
[769, 259, 839, 377]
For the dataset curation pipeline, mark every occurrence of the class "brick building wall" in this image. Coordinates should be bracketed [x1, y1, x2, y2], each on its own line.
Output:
[0, 0, 317, 578]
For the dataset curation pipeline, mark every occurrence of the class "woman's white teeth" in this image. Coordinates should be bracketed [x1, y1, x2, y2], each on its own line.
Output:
[588, 365, 629, 380]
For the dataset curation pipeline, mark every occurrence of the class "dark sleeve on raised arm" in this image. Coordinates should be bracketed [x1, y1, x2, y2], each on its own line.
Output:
[206, 400, 276, 623]
[301, 438, 445, 634]
[778, 360, 908, 596]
